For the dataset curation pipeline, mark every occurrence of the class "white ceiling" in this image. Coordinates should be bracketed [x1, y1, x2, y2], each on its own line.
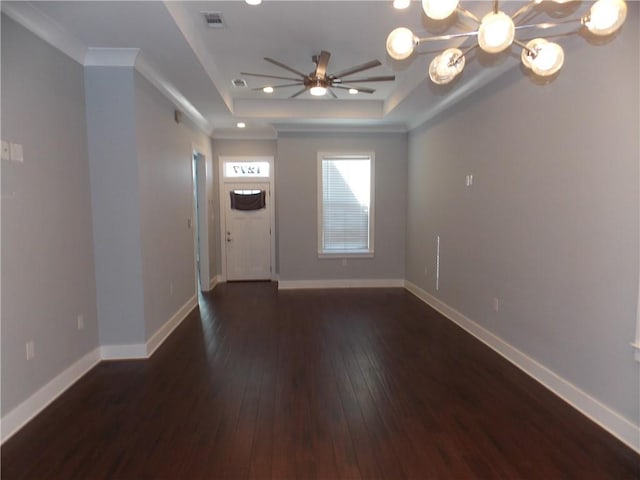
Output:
[3, 1, 598, 137]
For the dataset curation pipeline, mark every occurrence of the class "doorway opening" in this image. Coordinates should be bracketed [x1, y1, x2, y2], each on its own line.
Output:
[192, 151, 210, 294]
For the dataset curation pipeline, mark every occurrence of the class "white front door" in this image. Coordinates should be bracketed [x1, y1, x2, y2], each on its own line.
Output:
[224, 182, 272, 281]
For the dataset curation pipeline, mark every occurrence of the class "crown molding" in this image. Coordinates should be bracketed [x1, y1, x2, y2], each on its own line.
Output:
[2, 2, 213, 136]
[1, 1, 87, 65]
[163, 1, 235, 114]
[134, 54, 212, 135]
[211, 128, 278, 140]
[274, 123, 407, 134]
[406, 59, 518, 132]
[233, 98, 385, 121]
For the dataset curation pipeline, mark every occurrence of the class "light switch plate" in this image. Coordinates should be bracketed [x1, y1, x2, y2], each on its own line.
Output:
[10, 142, 23, 162]
[1, 141, 9, 161]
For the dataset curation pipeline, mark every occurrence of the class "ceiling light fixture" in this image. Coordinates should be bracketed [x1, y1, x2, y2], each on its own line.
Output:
[309, 79, 328, 96]
[245, 0, 262, 5]
[348, 88, 359, 94]
[386, 0, 628, 84]
[263, 86, 274, 93]
[393, 0, 411, 9]
[243, 50, 394, 98]
[237, 122, 246, 128]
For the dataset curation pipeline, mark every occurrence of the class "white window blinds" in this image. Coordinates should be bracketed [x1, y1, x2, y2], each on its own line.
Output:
[319, 154, 373, 255]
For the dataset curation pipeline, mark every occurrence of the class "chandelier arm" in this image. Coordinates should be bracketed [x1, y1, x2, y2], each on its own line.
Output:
[417, 31, 478, 44]
[513, 39, 537, 57]
[414, 18, 580, 48]
[450, 44, 478, 66]
[493, 0, 499, 14]
[514, 17, 583, 32]
[512, 0, 543, 23]
[456, 6, 480, 25]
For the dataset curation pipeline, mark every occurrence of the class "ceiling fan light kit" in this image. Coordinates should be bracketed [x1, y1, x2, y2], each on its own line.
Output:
[241, 50, 395, 99]
[387, 0, 628, 84]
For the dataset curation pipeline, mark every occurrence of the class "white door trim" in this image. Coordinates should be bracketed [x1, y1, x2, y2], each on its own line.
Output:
[192, 148, 210, 292]
[218, 156, 275, 282]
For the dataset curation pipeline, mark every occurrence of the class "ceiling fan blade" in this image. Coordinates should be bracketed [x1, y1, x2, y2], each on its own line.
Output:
[241, 72, 302, 81]
[264, 57, 308, 78]
[289, 87, 308, 98]
[328, 88, 338, 99]
[333, 85, 375, 94]
[331, 59, 382, 79]
[315, 51, 331, 79]
[251, 83, 303, 91]
[339, 75, 396, 83]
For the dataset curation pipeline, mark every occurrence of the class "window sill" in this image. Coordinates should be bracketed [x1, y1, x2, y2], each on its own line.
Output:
[318, 251, 375, 259]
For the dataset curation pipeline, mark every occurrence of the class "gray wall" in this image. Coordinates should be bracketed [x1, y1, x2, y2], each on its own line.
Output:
[405, 7, 639, 425]
[210, 139, 278, 276]
[85, 66, 146, 346]
[86, 66, 217, 345]
[277, 132, 407, 281]
[135, 72, 213, 336]
[1, 16, 99, 414]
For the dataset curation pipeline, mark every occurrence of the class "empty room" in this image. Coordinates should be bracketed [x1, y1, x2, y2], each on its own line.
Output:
[1, 1, 639, 478]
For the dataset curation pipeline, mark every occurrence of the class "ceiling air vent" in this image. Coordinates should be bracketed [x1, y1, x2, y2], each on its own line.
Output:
[201, 11, 225, 29]
[232, 78, 248, 88]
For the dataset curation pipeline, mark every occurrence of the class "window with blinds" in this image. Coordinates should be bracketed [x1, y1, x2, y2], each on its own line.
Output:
[318, 153, 374, 256]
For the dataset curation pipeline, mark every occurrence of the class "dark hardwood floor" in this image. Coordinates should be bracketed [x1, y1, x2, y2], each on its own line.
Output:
[2, 282, 639, 479]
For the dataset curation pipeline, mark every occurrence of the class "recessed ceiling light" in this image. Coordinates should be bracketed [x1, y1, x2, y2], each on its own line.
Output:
[348, 88, 359, 94]
[263, 86, 274, 93]
[237, 122, 246, 128]
[245, 0, 262, 5]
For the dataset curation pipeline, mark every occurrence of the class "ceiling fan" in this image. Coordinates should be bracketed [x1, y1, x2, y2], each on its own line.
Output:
[240, 50, 395, 98]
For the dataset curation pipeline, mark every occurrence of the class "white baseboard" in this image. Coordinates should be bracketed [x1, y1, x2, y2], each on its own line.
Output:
[278, 278, 405, 290]
[404, 280, 640, 454]
[146, 295, 197, 357]
[100, 343, 147, 360]
[101, 295, 198, 360]
[1, 348, 101, 444]
[1, 295, 199, 444]
[209, 275, 221, 290]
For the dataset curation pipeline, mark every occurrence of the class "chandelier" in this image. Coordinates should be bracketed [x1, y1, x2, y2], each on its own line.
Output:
[386, 0, 628, 84]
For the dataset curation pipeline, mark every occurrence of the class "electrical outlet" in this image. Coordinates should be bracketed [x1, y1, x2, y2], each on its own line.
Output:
[492, 297, 500, 312]
[169, 282, 174, 296]
[10, 142, 23, 162]
[424, 266, 428, 276]
[26, 340, 35, 360]
[77, 314, 84, 330]
[465, 174, 473, 187]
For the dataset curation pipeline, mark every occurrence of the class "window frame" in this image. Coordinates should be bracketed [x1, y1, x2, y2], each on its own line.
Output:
[317, 151, 375, 258]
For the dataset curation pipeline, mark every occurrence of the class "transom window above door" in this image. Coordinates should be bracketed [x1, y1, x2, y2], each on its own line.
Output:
[224, 161, 270, 178]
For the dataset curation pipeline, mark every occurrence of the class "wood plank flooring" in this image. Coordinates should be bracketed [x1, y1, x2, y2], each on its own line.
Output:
[2, 282, 639, 479]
